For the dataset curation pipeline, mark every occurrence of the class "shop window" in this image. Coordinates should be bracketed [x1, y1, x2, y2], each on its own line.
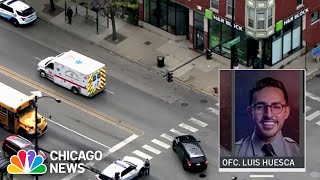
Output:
[311, 10, 320, 23]
[194, 12, 204, 30]
[248, 8, 255, 28]
[144, 0, 150, 22]
[211, 0, 219, 10]
[209, 20, 222, 52]
[160, 4, 168, 31]
[267, 8, 273, 27]
[226, 0, 234, 16]
[257, 12, 265, 29]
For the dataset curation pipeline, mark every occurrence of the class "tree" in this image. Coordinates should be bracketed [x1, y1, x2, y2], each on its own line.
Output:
[101, 0, 138, 41]
[50, 0, 56, 11]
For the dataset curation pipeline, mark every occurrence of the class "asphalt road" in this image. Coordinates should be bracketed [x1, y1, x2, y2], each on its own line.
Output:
[0, 17, 319, 180]
[0, 19, 219, 180]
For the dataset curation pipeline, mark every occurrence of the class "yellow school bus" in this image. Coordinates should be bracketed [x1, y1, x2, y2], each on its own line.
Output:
[0, 82, 47, 138]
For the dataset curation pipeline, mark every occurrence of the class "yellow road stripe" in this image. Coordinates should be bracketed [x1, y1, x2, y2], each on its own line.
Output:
[0, 65, 143, 136]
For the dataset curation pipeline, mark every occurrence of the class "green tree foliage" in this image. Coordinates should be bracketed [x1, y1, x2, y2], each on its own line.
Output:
[102, 0, 138, 41]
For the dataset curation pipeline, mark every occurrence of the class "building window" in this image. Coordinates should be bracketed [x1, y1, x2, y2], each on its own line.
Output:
[297, 0, 303, 5]
[211, 0, 219, 10]
[226, 0, 234, 16]
[257, 12, 265, 29]
[248, 8, 255, 28]
[311, 10, 320, 23]
[268, 8, 273, 27]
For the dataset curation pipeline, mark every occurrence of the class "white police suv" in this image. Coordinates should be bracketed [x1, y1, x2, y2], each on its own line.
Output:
[0, 0, 37, 26]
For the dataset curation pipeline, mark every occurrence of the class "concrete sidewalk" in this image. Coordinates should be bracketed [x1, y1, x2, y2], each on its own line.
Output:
[25, 0, 320, 97]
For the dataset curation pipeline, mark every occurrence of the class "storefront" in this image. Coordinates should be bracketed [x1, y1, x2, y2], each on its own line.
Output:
[143, 0, 188, 35]
[206, 11, 249, 66]
[263, 8, 306, 66]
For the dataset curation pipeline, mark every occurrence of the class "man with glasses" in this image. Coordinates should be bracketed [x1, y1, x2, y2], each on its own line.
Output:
[235, 77, 299, 157]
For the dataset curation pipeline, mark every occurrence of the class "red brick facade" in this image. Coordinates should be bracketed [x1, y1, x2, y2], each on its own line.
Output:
[138, 0, 320, 50]
[304, 0, 320, 49]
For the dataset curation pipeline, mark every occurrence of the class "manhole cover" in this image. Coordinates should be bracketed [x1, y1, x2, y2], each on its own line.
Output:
[199, 174, 206, 178]
[200, 99, 208, 103]
[181, 103, 188, 107]
[144, 41, 151, 45]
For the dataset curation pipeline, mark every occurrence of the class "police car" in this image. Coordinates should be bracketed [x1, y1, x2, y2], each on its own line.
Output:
[0, 0, 37, 26]
[96, 156, 145, 180]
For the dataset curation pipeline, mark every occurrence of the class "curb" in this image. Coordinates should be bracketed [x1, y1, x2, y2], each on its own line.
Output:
[37, 15, 218, 100]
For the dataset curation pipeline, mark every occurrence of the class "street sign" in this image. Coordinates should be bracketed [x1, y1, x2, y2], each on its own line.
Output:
[226, 37, 240, 48]
[312, 46, 320, 58]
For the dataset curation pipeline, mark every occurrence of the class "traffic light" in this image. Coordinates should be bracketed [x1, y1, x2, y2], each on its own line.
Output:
[167, 71, 173, 82]
[205, 49, 212, 60]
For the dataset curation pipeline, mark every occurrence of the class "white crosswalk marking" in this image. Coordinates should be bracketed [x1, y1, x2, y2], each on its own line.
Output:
[306, 106, 311, 112]
[132, 150, 153, 160]
[316, 121, 320, 126]
[179, 123, 198, 132]
[197, 112, 215, 121]
[151, 139, 171, 149]
[206, 107, 219, 115]
[306, 111, 320, 121]
[188, 117, 208, 127]
[160, 133, 174, 141]
[142, 144, 162, 155]
[216, 102, 219, 106]
[170, 128, 186, 136]
[306, 92, 320, 103]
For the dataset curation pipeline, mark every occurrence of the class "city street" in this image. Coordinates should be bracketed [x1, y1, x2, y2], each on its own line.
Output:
[0, 20, 219, 180]
[0, 13, 319, 180]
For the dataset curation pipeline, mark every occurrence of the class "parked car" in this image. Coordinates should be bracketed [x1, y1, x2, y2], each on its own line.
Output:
[0, 155, 12, 180]
[0, 0, 37, 27]
[2, 135, 47, 163]
[96, 156, 145, 180]
[172, 135, 208, 171]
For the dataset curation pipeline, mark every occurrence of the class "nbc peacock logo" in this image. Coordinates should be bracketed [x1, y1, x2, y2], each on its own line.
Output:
[7, 150, 47, 174]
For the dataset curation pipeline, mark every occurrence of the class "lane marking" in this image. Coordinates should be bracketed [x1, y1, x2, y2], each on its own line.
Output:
[104, 89, 115, 94]
[0, 65, 143, 136]
[316, 121, 320, 126]
[62, 134, 138, 180]
[306, 92, 320, 103]
[306, 106, 311, 112]
[179, 123, 198, 132]
[132, 150, 153, 160]
[47, 119, 110, 149]
[188, 117, 208, 127]
[160, 133, 174, 141]
[169, 128, 186, 136]
[151, 139, 170, 149]
[142, 144, 162, 155]
[306, 111, 320, 121]
[250, 174, 274, 178]
[197, 112, 216, 121]
[206, 107, 219, 115]
[34, 56, 42, 61]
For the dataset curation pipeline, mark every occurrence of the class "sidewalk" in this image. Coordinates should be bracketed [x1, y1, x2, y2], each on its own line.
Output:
[26, 0, 320, 97]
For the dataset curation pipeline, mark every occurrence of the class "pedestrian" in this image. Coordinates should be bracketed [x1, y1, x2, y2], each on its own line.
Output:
[66, 7, 73, 25]
[114, 172, 120, 180]
[144, 159, 150, 175]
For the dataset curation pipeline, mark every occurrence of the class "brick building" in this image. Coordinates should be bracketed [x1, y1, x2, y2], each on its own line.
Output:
[138, 0, 320, 68]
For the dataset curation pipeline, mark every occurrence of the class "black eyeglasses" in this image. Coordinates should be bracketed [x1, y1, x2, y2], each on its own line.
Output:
[251, 103, 287, 114]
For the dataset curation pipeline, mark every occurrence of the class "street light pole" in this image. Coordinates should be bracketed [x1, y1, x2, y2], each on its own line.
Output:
[34, 95, 39, 180]
[230, 0, 236, 69]
[32, 93, 61, 180]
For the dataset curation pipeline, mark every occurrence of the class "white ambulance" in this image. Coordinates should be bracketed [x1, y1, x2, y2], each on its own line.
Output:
[37, 50, 106, 97]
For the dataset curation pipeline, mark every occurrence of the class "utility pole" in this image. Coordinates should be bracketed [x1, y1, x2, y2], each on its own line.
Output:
[230, 0, 236, 69]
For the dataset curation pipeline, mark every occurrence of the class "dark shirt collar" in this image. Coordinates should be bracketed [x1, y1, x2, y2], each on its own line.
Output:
[251, 131, 284, 156]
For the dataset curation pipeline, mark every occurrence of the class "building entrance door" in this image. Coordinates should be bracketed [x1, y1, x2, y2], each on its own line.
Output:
[194, 29, 204, 51]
